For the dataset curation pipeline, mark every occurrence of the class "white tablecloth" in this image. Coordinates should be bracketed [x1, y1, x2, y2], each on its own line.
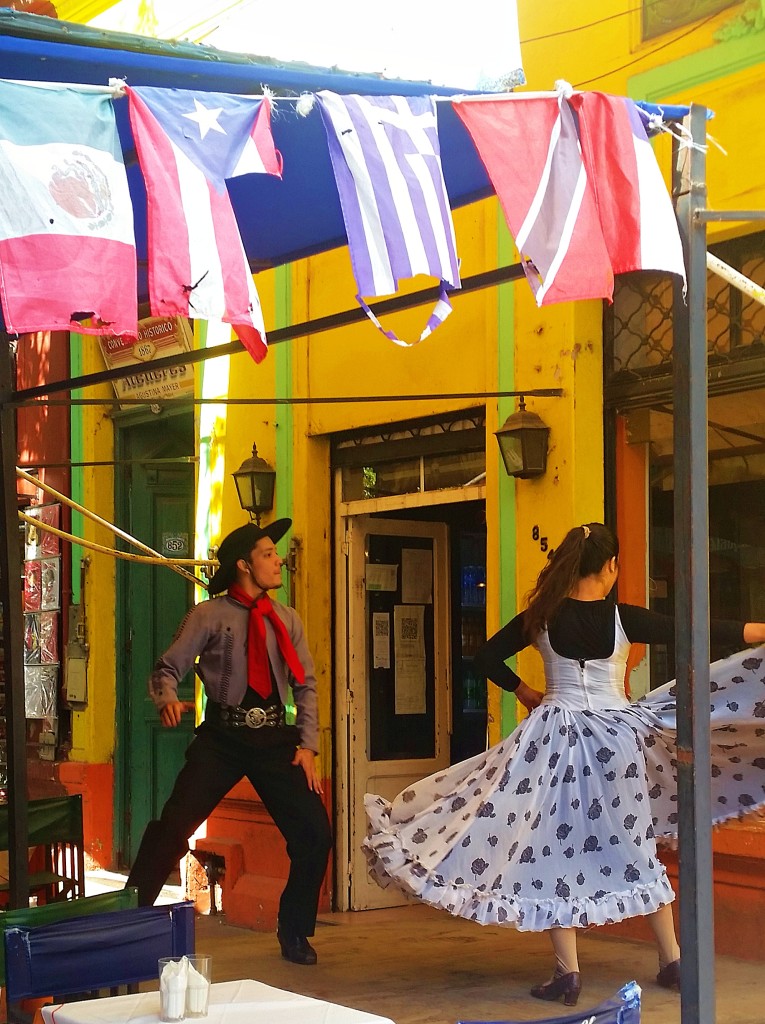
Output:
[41, 979, 396, 1024]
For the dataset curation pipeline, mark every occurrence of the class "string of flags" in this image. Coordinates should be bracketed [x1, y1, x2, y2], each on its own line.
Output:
[0, 77, 689, 362]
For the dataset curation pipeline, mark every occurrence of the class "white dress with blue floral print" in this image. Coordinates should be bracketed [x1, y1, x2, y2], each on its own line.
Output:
[364, 612, 765, 931]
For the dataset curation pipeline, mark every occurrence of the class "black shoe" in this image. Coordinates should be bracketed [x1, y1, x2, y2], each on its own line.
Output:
[530, 971, 582, 1007]
[277, 928, 318, 965]
[657, 959, 681, 991]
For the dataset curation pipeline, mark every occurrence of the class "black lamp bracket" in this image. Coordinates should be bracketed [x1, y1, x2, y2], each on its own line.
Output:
[284, 536, 301, 574]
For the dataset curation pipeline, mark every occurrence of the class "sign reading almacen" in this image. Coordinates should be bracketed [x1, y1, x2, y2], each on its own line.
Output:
[98, 316, 194, 406]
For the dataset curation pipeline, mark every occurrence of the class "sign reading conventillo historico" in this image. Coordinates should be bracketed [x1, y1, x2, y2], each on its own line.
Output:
[97, 316, 194, 406]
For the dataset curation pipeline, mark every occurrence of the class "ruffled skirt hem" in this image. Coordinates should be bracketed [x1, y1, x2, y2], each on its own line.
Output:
[364, 798, 676, 932]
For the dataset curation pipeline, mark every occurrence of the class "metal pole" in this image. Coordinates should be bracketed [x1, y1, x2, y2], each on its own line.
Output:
[706, 251, 765, 310]
[12, 262, 528, 403]
[0, 337, 29, 907]
[672, 105, 714, 1023]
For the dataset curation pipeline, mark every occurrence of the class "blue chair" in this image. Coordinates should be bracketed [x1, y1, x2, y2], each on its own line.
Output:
[0, 886, 139, 987]
[456, 981, 641, 1024]
[4, 900, 195, 1016]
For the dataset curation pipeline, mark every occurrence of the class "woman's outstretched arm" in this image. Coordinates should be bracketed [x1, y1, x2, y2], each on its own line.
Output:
[475, 611, 542, 711]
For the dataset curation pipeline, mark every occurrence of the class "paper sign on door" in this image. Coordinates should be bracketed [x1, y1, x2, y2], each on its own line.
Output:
[372, 612, 391, 669]
[366, 563, 398, 592]
[401, 548, 433, 604]
[394, 604, 426, 714]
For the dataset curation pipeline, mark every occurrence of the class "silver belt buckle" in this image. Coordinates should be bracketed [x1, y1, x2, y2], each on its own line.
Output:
[245, 707, 268, 729]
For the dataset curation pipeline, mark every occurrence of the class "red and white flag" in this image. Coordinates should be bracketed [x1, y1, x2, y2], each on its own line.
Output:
[454, 91, 685, 306]
[0, 80, 137, 336]
[569, 91, 685, 282]
[127, 86, 282, 362]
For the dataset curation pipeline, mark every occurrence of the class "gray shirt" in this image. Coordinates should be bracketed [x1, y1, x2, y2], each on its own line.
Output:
[148, 594, 321, 752]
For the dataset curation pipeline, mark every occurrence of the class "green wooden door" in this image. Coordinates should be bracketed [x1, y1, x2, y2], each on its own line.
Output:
[116, 418, 195, 868]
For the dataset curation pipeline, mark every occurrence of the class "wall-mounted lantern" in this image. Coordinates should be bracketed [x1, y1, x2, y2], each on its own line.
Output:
[495, 397, 550, 479]
[232, 444, 276, 525]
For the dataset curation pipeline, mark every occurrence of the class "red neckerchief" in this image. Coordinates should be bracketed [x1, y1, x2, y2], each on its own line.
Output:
[228, 584, 305, 698]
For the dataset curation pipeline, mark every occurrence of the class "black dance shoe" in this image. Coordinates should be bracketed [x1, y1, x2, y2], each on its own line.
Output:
[530, 971, 582, 1006]
[277, 927, 318, 965]
[656, 959, 681, 991]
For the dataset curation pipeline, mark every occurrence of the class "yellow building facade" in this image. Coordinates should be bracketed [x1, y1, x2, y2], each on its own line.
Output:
[64, 0, 765, 950]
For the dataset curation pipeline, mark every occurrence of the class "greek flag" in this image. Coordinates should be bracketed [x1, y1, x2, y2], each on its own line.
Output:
[317, 91, 460, 346]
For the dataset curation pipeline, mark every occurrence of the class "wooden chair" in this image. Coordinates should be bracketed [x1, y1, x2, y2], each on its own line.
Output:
[4, 900, 195, 1023]
[0, 796, 85, 905]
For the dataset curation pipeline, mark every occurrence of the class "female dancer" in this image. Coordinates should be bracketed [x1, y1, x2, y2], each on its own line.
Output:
[363, 523, 765, 1006]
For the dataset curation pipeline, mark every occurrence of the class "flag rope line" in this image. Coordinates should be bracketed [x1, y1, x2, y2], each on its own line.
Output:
[17, 466, 208, 586]
[18, 512, 214, 582]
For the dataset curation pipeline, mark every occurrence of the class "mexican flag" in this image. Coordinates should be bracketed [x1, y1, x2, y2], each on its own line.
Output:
[0, 80, 137, 337]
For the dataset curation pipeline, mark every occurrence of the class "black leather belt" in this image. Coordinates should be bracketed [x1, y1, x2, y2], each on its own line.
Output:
[217, 704, 285, 729]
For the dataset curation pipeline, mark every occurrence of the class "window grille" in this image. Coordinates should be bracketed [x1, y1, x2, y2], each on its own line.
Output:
[332, 407, 486, 502]
[605, 232, 765, 407]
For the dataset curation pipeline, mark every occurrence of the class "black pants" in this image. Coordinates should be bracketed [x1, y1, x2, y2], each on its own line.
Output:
[126, 723, 332, 938]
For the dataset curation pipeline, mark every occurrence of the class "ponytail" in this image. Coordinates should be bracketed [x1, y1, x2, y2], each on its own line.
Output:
[523, 523, 619, 640]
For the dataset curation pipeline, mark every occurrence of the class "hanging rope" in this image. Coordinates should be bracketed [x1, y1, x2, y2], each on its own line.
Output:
[16, 467, 213, 588]
[18, 512, 214, 587]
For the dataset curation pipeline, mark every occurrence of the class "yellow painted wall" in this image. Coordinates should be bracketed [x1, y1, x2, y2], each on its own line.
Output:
[519, 0, 749, 94]
[297, 199, 499, 437]
[520, 0, 765, 229]
[289, 261, 334, 768]
[634, 60, 765, 235]
[695, 65, 765, 220]
[520, 0, 761, 215]
[512, 292, 605, 695]
[506, 0, 764, 697]
[70, 342, 117, 764]
[209, 268, 279, 542]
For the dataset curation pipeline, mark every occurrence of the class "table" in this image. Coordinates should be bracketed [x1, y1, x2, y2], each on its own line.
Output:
[41, 979, 396, 1024]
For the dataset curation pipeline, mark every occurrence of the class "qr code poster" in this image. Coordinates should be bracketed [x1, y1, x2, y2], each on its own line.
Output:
[394, 604, 426, 715]
[372, 612, 390, 670]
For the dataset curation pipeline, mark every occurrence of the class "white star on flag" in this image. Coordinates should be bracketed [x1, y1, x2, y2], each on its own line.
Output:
[183, 98, 226, 140]
[127, 85, 282, 363]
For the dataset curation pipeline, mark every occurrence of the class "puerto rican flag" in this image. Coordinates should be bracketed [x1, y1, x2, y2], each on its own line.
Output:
[454, 91, 685, 306]
[0, 80, 137, 336]
[127, 86, 281, 362]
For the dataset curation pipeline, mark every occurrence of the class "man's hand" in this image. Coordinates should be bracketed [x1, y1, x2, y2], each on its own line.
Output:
[293, 747, 324, 795]
[515, 681, 542, 713]
[159, 701, 195, 728]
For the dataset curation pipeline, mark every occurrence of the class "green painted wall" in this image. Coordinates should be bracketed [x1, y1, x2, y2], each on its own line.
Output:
[274, 264, 294, 524]
[69, 334, 84, 603]
[496, 219, 518, 736]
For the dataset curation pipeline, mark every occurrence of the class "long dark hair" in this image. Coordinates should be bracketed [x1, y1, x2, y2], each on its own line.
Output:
[523, 522, 619, 640]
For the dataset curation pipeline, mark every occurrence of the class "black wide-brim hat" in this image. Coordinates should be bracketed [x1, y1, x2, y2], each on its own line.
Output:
[208, 518, 292, 596]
